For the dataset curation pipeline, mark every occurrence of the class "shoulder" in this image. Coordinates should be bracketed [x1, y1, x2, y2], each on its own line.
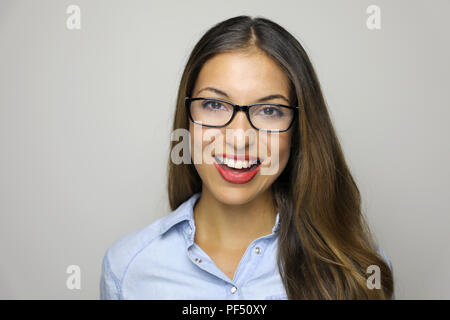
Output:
[103, 216, 166, 284]
[101, 193, 200, 288]
[100, 218, 166, 299]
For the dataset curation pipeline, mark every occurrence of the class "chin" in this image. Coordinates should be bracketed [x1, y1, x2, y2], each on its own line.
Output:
[204, 182, 256, 206]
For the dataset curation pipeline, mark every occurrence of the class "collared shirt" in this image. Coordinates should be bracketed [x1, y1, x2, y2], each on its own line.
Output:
[100, 192, 393, 299]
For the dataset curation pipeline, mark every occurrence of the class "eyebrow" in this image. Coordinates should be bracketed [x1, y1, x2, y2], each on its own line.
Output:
[195, 87, 290, 104]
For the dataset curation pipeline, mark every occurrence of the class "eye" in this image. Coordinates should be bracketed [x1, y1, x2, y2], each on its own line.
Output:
[258, 106, 284, 117]
[202, 100, 226, 111]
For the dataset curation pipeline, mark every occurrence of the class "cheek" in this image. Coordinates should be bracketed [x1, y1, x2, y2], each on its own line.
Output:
[261, 133, 292, 175]
[279, 136, 292, 167]
[188, 123, 199, 158]
[189, 123, 207, 160]
[189, 124, 219, 161]
[189, 125, 219, 175]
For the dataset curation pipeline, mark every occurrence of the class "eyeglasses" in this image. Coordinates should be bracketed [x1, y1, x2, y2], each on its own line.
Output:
[185, 97, 299, 132]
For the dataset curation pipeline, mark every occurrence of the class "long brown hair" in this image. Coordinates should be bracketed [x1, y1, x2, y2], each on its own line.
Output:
[167, 15, 393, 299]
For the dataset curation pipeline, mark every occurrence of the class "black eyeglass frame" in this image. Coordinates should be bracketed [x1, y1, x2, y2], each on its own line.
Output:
[184, 97, 300, 132]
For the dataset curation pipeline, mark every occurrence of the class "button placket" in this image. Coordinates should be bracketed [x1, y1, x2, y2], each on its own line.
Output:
[194, 257, 202, 263]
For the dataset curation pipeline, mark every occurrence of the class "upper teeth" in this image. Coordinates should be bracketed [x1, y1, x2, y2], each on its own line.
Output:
[215, 155, 258, 169]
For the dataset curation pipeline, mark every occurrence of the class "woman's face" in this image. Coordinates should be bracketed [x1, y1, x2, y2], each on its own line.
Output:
[189, 50, 293, 206]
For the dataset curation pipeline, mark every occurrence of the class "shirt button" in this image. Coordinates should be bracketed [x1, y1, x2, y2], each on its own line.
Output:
[188, 228, 192, 234]
[194, 257, 202, 263]
[230, 286, 237, 294]
[255, 246, 261, 254]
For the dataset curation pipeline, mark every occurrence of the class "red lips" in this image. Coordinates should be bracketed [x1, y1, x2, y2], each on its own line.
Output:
[213, 154, 261, 184]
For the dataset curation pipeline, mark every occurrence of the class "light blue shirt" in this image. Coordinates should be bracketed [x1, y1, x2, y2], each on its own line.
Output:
[100, 192, 393, 299]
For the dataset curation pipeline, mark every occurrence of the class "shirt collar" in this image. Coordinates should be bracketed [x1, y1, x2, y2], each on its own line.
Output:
[159, 192, 201, 236]
[159, 192, 281, 236]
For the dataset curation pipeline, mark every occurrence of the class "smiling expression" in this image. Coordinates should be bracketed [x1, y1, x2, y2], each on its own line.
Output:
[189, 50, 294, 206]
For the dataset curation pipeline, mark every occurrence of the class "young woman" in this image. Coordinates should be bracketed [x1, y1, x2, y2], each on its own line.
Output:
[101, 15, 394, 300]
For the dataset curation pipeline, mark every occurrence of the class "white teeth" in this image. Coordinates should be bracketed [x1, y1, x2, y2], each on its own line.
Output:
[215, 155, 259, 169]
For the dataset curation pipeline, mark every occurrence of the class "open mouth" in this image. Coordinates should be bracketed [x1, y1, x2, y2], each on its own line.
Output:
[214, 155, 261, 173]
[213, 154, 262, 184]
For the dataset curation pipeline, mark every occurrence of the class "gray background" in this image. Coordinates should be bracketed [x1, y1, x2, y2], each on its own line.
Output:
[0, 0, 449, 299]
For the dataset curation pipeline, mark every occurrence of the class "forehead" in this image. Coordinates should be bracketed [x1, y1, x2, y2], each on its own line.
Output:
[193, 51, 290, 101]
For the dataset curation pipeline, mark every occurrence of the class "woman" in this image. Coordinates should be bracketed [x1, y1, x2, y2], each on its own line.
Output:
[101, 15, 394, 300]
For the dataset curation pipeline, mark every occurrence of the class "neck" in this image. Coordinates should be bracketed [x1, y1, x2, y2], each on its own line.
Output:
[193, 186, 277, 249]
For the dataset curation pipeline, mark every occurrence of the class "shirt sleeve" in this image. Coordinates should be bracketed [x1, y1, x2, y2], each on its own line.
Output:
[100, 248, 121, 300]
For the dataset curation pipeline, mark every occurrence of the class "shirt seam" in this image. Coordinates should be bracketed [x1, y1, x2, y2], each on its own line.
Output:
[118, 231, 163, 300]
[104, 249, 121, 297]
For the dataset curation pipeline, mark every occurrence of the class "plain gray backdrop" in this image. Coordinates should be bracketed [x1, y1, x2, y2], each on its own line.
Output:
[0, 0, 449, 299]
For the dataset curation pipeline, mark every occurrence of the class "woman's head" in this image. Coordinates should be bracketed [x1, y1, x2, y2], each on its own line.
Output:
[169, 16, 303, 207]
[188, 49, 294, 206]
[168, 15, 393, 299]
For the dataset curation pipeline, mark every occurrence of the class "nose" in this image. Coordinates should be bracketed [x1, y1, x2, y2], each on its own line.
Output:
[224, 110, 256, 153]
[227, 109, 252, 131]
